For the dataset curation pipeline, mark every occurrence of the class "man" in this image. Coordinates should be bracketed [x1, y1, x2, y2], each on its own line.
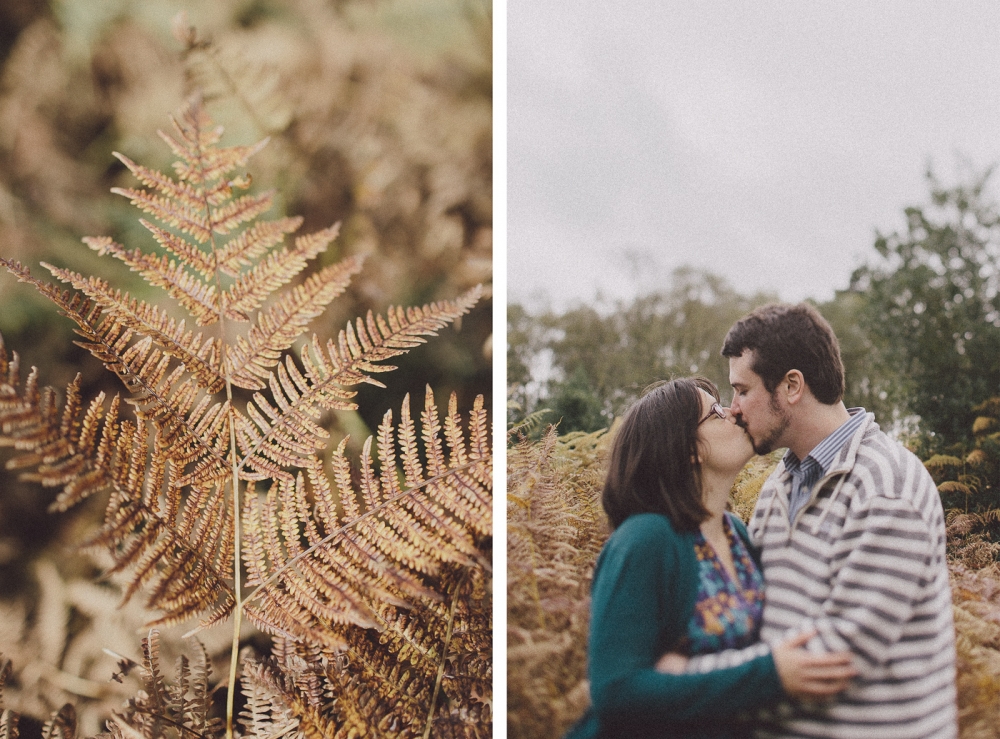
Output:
[685, 303, 957, 738]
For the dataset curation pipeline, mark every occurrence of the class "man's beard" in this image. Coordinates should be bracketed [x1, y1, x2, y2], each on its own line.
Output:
[749, 392, 790, 455]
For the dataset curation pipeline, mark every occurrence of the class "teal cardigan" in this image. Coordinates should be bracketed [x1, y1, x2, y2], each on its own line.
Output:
[565, 513, 784, 739]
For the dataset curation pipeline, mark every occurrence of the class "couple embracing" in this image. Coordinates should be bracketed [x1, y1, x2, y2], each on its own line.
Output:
[567, 303, 957, 739]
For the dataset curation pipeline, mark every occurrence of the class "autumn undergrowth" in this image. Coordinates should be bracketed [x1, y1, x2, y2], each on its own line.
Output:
[507, 424, 1000, 739]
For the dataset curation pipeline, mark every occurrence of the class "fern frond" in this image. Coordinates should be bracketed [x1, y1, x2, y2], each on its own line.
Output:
[238, 657, 308, 739]
[242, 388, 491, 646]
[78, 241, 222, 325]
[220, 223, 341, 324]
[0, 658, 14, 739]
[507, 408, 552, 439]
[0, 715, 14, 739]
[239, 564, 491, 739]
[84, 479, 236, 627]
[39, 705, 76, 739]
[0, 94, 489, 736]
[0, 334, 235, 626]
[0, 264, 237, 487]
[224, 256, 364, 390]
[159, 97, 269, 186]
[321, 564, 492, 738]
[0, 335, 122, 512]
[109, 631, 222, 739]
[212, 216, 302, 277]
[209, 191, 277, 236]
[42, 265, 224, 392]
[97, 96, 340, 332]
[112, 150, 214, 245]
[0, 658, 80, 739]
[234, 287, 484, 479]
[0, 663, 16, 739]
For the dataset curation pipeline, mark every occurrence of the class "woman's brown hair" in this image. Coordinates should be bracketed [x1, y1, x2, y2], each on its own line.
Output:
[601, 377, 719, 532]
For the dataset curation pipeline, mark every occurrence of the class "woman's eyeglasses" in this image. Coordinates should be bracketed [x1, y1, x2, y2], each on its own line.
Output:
[698, 402, 726, 426]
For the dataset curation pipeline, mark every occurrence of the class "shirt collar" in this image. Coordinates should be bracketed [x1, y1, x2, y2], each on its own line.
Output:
[782, 407, 867, 478]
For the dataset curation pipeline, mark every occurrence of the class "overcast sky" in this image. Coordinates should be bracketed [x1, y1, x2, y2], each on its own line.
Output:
[508, 2, 1000, 310]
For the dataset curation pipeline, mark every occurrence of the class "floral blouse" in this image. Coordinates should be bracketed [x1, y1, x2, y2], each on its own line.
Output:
[681, 514, 765, 656]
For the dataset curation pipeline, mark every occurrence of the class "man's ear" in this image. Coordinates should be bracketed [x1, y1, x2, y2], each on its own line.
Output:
[783, 370, 806, 405]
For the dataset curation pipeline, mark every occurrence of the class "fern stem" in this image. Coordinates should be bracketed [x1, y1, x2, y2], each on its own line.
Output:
[225, 399, 242, 739]
[191, 112, 243, 739]
[422, 570, 467, 739]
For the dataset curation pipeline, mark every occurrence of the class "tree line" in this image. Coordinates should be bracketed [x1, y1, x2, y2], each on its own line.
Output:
[509, 169, 1000, 453]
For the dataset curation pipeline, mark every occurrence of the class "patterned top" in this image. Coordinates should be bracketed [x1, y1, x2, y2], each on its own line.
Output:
[682, 514, 764, 657]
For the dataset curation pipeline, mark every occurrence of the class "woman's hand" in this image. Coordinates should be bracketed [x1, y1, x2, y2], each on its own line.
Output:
[654, 651, 688, 674]
[772, 630, 857, 699]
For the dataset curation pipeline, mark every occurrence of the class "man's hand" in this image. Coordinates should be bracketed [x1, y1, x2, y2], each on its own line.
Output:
[773, 630, 857, 699]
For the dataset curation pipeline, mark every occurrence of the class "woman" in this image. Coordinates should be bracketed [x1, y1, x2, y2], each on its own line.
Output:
[566, 378, 856, 739]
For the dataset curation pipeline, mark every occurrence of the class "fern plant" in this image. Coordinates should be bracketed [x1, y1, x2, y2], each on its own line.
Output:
[507, 426, 608, 739]
[0, 97, 491, 738]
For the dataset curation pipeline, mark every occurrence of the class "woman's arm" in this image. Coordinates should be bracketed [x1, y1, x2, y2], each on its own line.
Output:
[660, 632, 856, 699]
[587, 515, 784, 727]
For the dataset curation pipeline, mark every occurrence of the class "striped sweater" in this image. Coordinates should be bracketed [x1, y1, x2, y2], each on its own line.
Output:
[685, 413, 957, 739]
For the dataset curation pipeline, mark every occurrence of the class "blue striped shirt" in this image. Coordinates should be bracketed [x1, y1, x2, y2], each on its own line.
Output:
[784, 407, 866, 522]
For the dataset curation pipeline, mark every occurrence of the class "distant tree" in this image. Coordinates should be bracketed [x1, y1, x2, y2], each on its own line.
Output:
[508, 268, 777, 423]
[850, 167, 1000, 446]
[508, 302, 542, 422]
[548, 366, 607, 433]
[817, 290, 904, 432]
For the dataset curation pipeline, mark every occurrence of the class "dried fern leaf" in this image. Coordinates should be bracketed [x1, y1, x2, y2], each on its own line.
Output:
[0, 95, 486, 645]
[42, 266, 224, 393]
[0, 656, 16, 739]
[235, 287, 484, 480]
[240, 561, 491, 739]
[242, 388, 491, 651]
[220, 223, 341, 319]
[39, 705, 77, 739]
[224, 256, 365, 390]
[80, 240, 222, 325]
[0, 338, 235, 626]
[0, 263, 231, 494]
[239, 649, 333, 739]
[109, 631, 222, 739]
[321, 563, 492, 739]
[0, 710, 16, 739]
[99, 97, 330, 329]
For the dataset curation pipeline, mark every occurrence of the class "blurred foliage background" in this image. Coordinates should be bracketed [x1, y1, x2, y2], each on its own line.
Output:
[0, 0, 490, 733]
